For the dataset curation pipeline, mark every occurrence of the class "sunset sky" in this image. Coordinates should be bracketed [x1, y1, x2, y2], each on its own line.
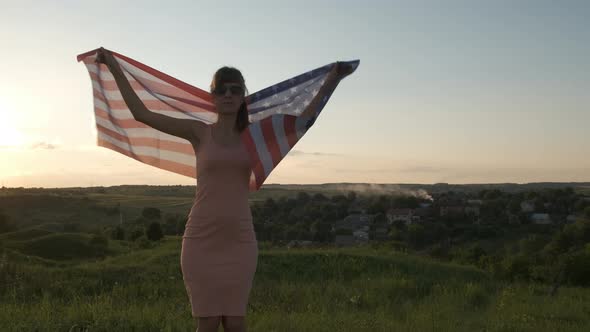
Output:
[1, 0, 588, 188]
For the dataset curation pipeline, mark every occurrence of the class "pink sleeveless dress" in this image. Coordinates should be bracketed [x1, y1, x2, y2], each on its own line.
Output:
[180, 124, 258, 317]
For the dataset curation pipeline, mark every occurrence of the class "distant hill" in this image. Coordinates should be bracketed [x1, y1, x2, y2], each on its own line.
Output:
[1, 182, 588, 229]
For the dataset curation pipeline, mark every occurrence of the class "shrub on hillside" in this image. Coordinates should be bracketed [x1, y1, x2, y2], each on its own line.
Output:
[135, 235, 153, 249]
[142, 207, 161, 220]
[146, 222, 163, 241]
[334, 228, 353, 236]
[110, 226, 125, 241]
[63, 222, 80, 232]
[89, 233, 109, 256]
[89, 233, 109, 247]
[563, 250, 590, 286]
[19, 234, 103, 260]
[0, 211, 17, 234]
[128, 227, 145, 242]
[501, 255, 532, 282]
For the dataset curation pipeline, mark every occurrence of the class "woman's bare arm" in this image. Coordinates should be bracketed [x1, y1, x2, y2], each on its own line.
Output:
[97, 48, 204, 143]
[298, 62, 353, 120]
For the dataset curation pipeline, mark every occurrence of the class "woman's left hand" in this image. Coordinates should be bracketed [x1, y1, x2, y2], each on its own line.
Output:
[333, 61, 355, 79]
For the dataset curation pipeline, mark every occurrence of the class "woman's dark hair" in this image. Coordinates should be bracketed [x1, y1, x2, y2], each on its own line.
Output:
[210, 66, 250, 133]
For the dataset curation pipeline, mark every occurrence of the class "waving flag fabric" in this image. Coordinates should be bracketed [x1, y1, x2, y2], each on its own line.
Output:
[77, 48, 359, 191]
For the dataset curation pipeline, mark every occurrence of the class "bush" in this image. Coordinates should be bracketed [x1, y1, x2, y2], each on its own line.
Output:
[334, 228, 352, 236]
[502, 255, 531, 281]
[63, 222, 80, 232]
[142, 207, 161, 220]
[427, 244, 449, 259]
[89, 234, 109, 256]
[110, 226, 125, 240]
[135, 235, 153, 249]
[563, 251, 590, 286]
[146, 222, 164, 241]
[0, 211, 17, 234]
[128, 227, 145, 241]
[89, 233, 109, 247]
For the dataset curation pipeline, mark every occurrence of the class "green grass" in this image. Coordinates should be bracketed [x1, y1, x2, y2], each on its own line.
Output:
[0, 227, 55, 242]
[1, 237, 589, 331]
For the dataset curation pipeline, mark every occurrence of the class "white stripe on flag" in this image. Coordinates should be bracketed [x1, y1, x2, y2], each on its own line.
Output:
[272, 115, 291, 156]
[97, 132, 196, 166]
[248, 123, 274, 177]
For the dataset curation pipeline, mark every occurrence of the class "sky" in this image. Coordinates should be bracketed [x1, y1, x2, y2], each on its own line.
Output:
[0, 0, 589, 188]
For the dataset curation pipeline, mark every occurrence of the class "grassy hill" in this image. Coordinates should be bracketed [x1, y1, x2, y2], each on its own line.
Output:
[0, 226, 55, 242]
[1, 236, 589, 331]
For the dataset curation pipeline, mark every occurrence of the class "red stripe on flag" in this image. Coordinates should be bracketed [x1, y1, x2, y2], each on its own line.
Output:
[241, 127, 265, 190]
[92, 70, 214, 108]
[77, 48, 211, 101]
[92, 87, 214, 113]
[90, 72, 144, 90]
[284, 115, 298, 148]
[97, 139, 196, 178]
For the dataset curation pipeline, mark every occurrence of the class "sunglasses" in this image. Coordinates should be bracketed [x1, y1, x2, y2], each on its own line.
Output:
[212, 85, 245, 96]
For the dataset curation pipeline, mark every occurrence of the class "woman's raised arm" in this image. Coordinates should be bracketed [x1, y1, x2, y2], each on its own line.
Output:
[96, 48, 204, 143]
[298, 62, 354, 120]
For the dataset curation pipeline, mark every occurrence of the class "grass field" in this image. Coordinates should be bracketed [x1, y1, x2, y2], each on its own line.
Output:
[1, 184, 589, 331]
[1, 235, 589, 332]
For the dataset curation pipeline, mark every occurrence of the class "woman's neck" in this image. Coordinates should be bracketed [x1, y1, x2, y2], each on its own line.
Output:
[214, 113, 238, 135]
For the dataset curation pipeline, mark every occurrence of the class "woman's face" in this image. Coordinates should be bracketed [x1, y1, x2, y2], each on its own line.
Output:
[212, 82, 245, 114]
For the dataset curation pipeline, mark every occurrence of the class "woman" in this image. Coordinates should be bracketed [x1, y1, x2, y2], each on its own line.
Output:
[96, 48, 351, 332]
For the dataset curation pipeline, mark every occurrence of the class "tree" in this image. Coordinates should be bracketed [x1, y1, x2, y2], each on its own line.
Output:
[90, 233, 109, 247]
[407, 224, 426, 249]
[544, 231, 574, 256]
[392, 195, 420, 209]
[312, 193, 329, 202]
[367, 195, 390, 214]
[0, 210, 16, 234]
[128, 227, 145, 241]
[311, 220, 332, 242]
[142, 207, 161, 220]
[176, 218, 186, 236]
[89, 233, 109, 256]
[507, 199, 521, 215]
[146, 222, 164, 241]
[296, 192, 310, 205]
[346, 191, 357, 203]
[519, 235, 547, 256]
[164, 213, 183, 235]
[563, 251, 590, 286]
[111, 226, 125, 240]
[263, 198, 278, 216]
[63, 222, 80, 232]
[483, 189, 502, 200]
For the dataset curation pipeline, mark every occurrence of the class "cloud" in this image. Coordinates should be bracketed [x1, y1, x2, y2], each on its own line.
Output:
[288, 150, 344, 157]
[30, 142, 58, 150]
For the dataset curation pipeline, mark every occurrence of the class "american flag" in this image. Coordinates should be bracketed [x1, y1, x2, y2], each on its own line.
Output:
[77, 48, 359, 191]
